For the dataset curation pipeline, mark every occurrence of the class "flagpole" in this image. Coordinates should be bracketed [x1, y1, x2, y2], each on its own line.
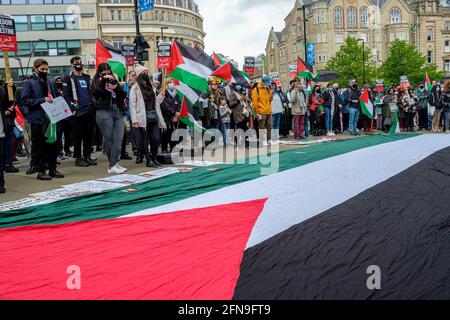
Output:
[133, 0, 142, 64]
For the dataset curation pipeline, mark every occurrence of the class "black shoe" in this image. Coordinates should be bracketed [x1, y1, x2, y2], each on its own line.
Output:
[146, 160, 158, 168]
[37, 172, 52, 181]
[0, 187, 5, 194]
[75, 158, 90, 167]
[65, 151, 74, 158]
[84, 157, 97, 166]
[96, 146, 102, 152]
[136, 156, 144, 164]
[26, 166, 38, 175]
[49, 170, 65, 179]
[152, 158, 162, 167]
[121, 154, 133, 160]
[4, 166, 19, 173]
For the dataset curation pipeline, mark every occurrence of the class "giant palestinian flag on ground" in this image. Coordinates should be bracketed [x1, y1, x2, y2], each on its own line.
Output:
[1, 135, 450, 299]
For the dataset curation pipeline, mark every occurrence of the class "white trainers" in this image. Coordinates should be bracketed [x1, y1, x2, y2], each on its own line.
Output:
[116, 163, 128, 173]
[108, 165, 124, 175]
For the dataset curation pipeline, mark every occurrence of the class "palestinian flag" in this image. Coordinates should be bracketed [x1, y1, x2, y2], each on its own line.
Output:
[297, 57, 314, 79]
[212, 52, 225, 68]
[179, 96, 206, 131]
[167, 40, 215, 93]
[425, 72, 432, 92]
[211, 62, 251, 88]
[1, 135, 450, 299]
[173, 79, 201, 105]
[389, 113, 401, 134]
[96, 39, 126, 81]
[360, 89, 374, 119]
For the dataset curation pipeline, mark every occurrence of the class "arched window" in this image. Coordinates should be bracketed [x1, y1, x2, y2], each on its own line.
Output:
[334, 7, 343, 29]
[347, 7, 356, 28]
[390, 8, 401, 24]
[360, 7, 368, 28]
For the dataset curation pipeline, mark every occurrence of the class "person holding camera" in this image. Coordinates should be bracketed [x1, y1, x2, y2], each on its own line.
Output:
[91, 63, 127, 174]
[129, 64, 166, 168]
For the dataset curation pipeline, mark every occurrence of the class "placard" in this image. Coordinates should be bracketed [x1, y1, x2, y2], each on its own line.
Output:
[0, 14, 17, 52]
[157, 41, 172, 69]
[41, 96, 72, 124]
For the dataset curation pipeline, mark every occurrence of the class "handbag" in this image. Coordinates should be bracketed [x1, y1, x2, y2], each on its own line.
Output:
[146, 109, 158, 123]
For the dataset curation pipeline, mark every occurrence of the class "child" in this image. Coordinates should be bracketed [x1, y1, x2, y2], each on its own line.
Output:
[219, 96, 231, 146]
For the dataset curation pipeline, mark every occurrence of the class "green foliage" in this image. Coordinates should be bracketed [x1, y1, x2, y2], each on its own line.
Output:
[379, 39, 444, 86]
[325, 37, 377, 87]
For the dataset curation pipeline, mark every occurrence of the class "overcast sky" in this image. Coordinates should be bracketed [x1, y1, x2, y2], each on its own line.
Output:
[196, 0, 296, 68]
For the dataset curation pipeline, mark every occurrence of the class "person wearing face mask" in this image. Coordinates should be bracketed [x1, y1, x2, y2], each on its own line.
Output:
[441, 80, 450, 133]
[416, 83, 430, 131]
[129, 64, 166, 168]
[63, 56, 96, 168]
[252, 76, 273, 146]
[21, 59, 64, 180]
[346, 80, 362, 136]
[428, 84, 444, 132]
[270, 84, 284, 144]
[52, 76, 72, 161]
[160, 78, 182, 153]
[91, 63, 127, 174]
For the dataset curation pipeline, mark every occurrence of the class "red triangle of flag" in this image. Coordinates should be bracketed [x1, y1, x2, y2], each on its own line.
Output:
[211, 63, 232, 83]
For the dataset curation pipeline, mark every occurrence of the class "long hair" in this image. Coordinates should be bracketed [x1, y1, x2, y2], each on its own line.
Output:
[444, 80, 450, 93]
[95, 63, 112, 78]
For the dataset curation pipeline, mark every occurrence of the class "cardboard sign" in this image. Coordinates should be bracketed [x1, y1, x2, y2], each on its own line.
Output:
[400, 75, 410, 88]
[0, 14, 17, 52]
[40, 97, 72, 124]
[375, 80, 384, 93]
[157, 41, 172, 69]
[289, 65, 298, 79]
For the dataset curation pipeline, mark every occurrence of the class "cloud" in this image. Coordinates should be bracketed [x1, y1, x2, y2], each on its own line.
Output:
[196, 0, 295, 67]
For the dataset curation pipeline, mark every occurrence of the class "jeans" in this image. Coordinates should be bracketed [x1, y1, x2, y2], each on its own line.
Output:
[325, 107, 333, 132]
[349, 108, 360, 135]
[272, 113, 282, 141]
[96, 108, 125, 168]
[220, 122, 230, 146]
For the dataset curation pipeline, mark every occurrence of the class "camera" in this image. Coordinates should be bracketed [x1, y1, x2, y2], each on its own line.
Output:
[106, 78, 118, 85]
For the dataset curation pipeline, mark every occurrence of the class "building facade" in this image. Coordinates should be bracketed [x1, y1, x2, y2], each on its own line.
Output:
[97, 0, 205, 74]
[266, 0, 450, 89]
[0, 0, 206, 81]
[0, 0, 98, 81]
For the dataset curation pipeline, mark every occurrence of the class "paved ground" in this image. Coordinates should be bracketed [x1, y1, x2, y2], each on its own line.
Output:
[0, 136, 314, 203]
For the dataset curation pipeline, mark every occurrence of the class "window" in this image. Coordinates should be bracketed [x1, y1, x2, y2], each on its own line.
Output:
[335, 33, 344, 44]
[347, 7, 357, 28]
[322, 33, 327, 43]
[427, 28, 433, 41]
[444, 21, 450, 31]
[334, 7, 343, 28]
[111, 10, 121, 21]
[67, 40, 81, 55]
[427, 50, 432, 64]
[360, 33, 368, 42]
[445, 40, 450, 53]
[13, 16, 28, 31]
[316, 33, 321, 43]
[444, 60, 450, 72]
[320, 10, 327, 24]
[390, 8, 401, 24]
[65, 14, 79, 30]
[360, 7, 368, 28]
[17, 42, 31, 57]
[30, 15, 46, 30]
[398, 32, 407, 41]
[113, 37, 123, 49]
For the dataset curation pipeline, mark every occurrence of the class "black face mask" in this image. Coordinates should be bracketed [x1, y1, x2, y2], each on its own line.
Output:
[353, 85, 358, 89]
[141, 74, 150, 82]
[74, 64, 83, 71]
[38, 71, 48, 81]
[56, 83, 63, 90]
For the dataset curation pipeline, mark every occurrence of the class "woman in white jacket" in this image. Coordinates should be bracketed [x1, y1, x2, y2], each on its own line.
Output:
[129, 65, 166, 168]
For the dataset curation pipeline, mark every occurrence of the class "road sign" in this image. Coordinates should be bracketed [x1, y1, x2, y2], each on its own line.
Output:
[121, 44, 135, 57]
[157, 41, 172, 69]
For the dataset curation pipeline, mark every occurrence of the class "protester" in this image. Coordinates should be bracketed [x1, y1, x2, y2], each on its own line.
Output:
[0, 79, 16, 192]
[218, 96, 232, 146]
[309, 84, 323, 136]
[346, 80, 362, 136]
[271, 84, 284, 143]
[91, 63, 127, 174]
[323, 83, 338, 136]
[290, 80, 307, 140]
[63, 56, 96, 167]
[252, 76, 273, 146]
[416, 83, 430, 131]
[129, 64, 166, 168]
[160, 78, 182, 153]
[442, 80, 450, 132]
[21, 59, 64, 180]
[52, 76, 73, 160]
[429, 84, 443, 132]
[124, 70, 139, 156]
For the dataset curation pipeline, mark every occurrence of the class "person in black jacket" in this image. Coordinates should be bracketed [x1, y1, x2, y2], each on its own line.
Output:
[160, 79, 181, 153]
[21, 59, 64, 181]
[91, 63, 127, 174]
[0, 79, 18, 174]
[429, 84, 443, 132]
[0, 79, 16, 193]
[63, 56, 96, 167]
[346, 80, 362, 136]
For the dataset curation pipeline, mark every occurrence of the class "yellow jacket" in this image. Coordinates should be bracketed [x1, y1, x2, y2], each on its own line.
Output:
[252, 83, 273, 115]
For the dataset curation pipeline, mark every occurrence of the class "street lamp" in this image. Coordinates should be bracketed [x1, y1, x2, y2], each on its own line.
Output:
[358, 38, 366, 85]
[25, 38, 45, 76]
[297, 4, 309, 70]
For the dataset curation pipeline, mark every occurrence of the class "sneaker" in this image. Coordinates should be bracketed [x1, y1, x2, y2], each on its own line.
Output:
[146, 160, 158, 168]
[26, 166, 38, 175]
[75, 158, 90, 167]
[120, 153, 133, 160]
[49, 170, 65, 179]
[65, 151, 74, 158]
[84, 157, 97, 166]
[115, 163, 128, 173]
[152, 158, 162, 167]
[108, 165, 125, 175]
[136, 156, 144, 164]
[4, 166, 19, 173]
[37, 172, 52, 181]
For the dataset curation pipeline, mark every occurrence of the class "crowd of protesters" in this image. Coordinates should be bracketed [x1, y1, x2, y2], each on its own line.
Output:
[1, 56, 450, 194]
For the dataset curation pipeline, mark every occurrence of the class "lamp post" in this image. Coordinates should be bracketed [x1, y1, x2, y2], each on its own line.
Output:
[25, 38, 45, 76]
[358, 38, 366, 85]
[297, 4, 309, 69]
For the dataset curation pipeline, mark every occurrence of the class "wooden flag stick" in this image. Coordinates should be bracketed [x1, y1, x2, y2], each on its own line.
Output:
[2, 50, 14, 101]
[161, 68, 166, 92]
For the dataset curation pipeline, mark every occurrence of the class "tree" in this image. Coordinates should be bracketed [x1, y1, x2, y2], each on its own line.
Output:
[380, 39, 444, 86]
[326, 37, 377, 88]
